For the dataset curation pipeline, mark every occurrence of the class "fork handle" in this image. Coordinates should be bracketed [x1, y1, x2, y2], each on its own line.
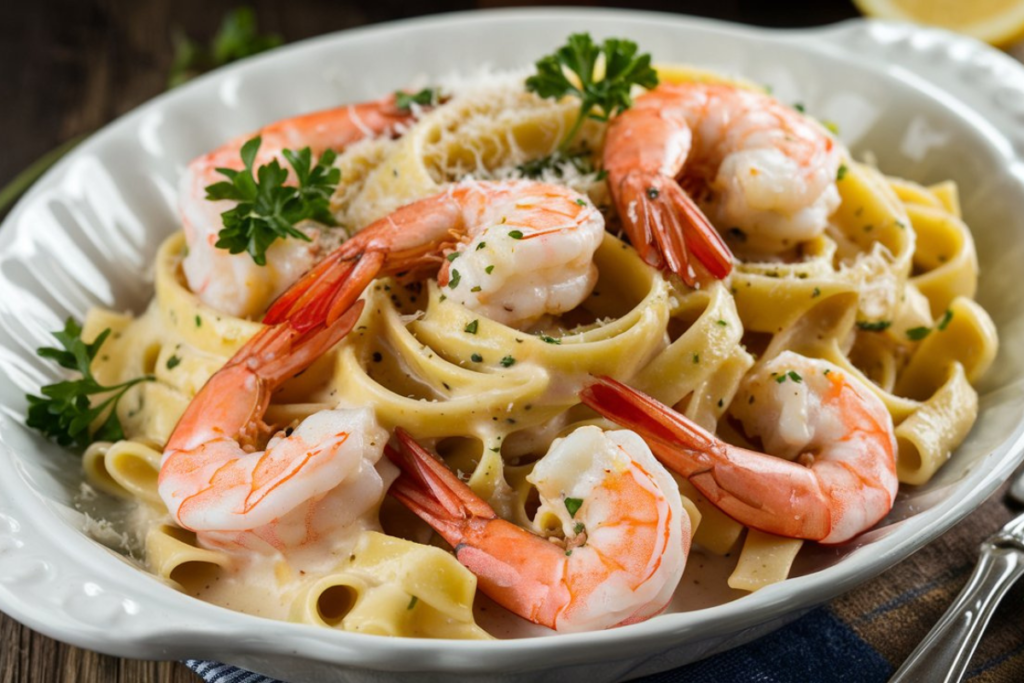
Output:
[889, 544, 1024, 683]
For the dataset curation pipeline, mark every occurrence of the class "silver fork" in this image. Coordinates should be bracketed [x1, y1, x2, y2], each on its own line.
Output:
[889, 470, 1024, 683]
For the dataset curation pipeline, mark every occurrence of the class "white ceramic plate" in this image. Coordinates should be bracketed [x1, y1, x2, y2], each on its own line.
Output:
[2, 9, 1024, 683]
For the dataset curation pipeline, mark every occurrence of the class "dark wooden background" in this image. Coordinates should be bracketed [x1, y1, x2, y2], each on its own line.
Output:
[4, 1, 1023, 682]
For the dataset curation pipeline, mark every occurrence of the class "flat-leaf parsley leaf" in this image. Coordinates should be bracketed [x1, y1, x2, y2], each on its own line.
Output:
[25, 318, 154, 448]
[526, 33, 658, 152]
[205, 136, 341, 266]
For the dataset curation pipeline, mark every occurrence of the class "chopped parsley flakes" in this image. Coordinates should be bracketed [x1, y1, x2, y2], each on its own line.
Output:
[906, 326, 931, 341]
[856, 320, 891, 332]
[937, 309, 954, 331]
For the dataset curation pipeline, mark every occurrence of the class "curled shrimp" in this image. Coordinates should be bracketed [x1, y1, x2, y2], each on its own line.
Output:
[386, 426, 688, 633]
[604, 82, 842, 284]
[580, 351, 897, 544]
[264, 179, 605, 331]
[159, 300, 393, 552]
[181, 94, 419, 319]
[161, 179, 603, 550]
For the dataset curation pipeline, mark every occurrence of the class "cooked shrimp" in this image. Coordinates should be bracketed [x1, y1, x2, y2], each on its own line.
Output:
[386, 426, 688, 633]
[181, 95, 419, 319]
[580, 351, 897, 544]
[264, 180, 604, 331]
[159, 301, 392, 553]
[604, 82, 843, 283]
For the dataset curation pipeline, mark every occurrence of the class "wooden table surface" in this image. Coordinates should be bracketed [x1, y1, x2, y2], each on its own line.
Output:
[5, 2, 1023, 682]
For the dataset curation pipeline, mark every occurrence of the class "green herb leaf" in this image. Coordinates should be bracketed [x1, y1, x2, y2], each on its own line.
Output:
[539, 334, 561, 345]
[464, 320, 479, 334]
[25, 319, 154, 448]
[573, 521, 585, 535]
[406, 595, 419, 610]
[508, 230, 524, 240]
[526, 33, 658, 151]
[564, 497, 584, 518]
[856, 320, 892, 332]
[212, 7, 282, 65]
[906, 326, 932, 341]
[395, 88, 440, 111]
[448, 269, 462, 289]
[788, 371, 802, 383]
[208, 136, 341, 265]
[500, 355, 516, 367]
[166, 355, 182, 370]
[470, 353, 483, 363]
[837, 164, 848, 181]
[937, 309, 954, 331]
[168, 8, 282, 89]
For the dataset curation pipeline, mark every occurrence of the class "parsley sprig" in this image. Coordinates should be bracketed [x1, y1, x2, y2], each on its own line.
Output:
[25, 319, 154, 448]
[526, 33, 658, 152]
[205, 136, 341, 266]
[168, 8, 283, 89]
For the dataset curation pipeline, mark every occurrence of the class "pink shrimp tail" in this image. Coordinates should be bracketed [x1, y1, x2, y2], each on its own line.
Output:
[385, 429, 496, 540]
[616, 173, 733, 286]
[264, 248, 384, 331]
[579, 376, 725, 476]
[387, 429, 572, 629]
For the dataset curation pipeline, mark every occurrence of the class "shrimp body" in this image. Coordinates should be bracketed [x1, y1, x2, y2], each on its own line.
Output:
[181, 95, 417, 319]
[264, 180, 604, 332]
[387, 426, 688, 632]
[604, 83, 842, 281]
[159, 301, 391, 552]
[580, 351, 897, 544]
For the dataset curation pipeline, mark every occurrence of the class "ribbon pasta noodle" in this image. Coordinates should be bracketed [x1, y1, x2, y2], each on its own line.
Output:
[65, 62, 997, 638]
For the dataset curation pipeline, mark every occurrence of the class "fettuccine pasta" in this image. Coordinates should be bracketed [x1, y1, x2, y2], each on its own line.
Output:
[65, 58, 995, 639]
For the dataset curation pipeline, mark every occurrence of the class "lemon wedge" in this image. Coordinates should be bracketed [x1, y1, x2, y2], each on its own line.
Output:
[854, 0, 1024, 47]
